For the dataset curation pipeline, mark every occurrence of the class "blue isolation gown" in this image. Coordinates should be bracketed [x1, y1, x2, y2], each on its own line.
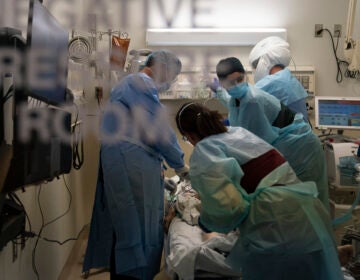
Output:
[83, 73, 185, 279]
[255, 68, 308, 122]
[189, 127, 343, 280]
[216, 83, 329, 210]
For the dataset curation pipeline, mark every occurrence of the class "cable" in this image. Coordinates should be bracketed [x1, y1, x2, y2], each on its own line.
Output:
[32, 185, 44, 280]
[31, 176, 73, 279]
[7, 192, 33, 243]
[290, 56, 297, 72]
[43, 175, 72, 227]
[36, 224, 88, 245]
[318, 28, 350, 83]
[345, 69, 360, 80]
[1, 84, 14, 104]
[72, 103, 84, 170]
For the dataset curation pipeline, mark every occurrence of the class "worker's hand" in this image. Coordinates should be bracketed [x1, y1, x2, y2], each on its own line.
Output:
[201, 232, 220, 242]
[206, 78, 220, 93]
[338, 244, 353, 266]
[175, 165, 190, 181]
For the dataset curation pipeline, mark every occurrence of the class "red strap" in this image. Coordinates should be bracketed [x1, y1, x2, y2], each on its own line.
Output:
[240, 149, 286, 194]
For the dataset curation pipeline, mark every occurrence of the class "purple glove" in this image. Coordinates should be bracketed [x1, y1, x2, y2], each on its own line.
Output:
[206, 78, 220, 93]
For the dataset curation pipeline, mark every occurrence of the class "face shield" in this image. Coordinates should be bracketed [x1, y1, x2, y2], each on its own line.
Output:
[249, 36, 291, 83]
[149, 50, 182, 92]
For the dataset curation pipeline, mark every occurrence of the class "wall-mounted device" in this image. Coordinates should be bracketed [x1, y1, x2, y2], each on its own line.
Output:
[0, 0, 73, 250]
[25, 0, 69, 106]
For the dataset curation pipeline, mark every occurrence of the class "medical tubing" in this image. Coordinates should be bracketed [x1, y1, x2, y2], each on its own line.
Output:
[302, 201, 344, 279]
[332, 188, 360, 227]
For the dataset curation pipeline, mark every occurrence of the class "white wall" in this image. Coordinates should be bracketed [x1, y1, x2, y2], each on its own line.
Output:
[1, 0, 360, 279]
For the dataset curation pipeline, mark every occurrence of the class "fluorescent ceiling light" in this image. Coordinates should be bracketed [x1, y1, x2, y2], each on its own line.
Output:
[146, 28, 287, 46]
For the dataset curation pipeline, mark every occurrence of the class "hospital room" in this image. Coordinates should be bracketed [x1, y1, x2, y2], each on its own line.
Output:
[1, 0, 360, 279]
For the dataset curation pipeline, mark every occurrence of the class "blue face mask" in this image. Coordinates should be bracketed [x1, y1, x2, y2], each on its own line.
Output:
[227, 82, 248, 98]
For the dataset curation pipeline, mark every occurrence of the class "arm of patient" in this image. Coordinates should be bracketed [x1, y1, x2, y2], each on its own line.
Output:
[164, 206, 177, 234]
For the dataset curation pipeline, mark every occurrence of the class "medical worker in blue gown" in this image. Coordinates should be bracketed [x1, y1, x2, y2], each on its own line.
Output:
[175, 102, 343, 280]
[211, 57, 330, 211]
[83, 50, 189, 280]
[249, 36, 308, 122]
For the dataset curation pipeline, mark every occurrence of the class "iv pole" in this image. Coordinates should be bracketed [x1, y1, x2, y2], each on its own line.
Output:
[344, 0, 360, 72]
[345, 0, 357, 48]
[91, 29, 124, 85]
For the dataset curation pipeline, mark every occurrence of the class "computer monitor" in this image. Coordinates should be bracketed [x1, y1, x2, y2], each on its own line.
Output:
[25, 0, 69, 106]
[315, 96, 360, 130]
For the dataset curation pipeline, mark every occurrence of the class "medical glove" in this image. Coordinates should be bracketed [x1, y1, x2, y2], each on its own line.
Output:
[175, 165, 190, 181]
[206, 78, 220, 93]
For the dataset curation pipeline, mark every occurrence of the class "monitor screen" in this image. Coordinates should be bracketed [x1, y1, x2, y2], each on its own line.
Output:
[26, 0, 69, 106]
[315, 96, 360, 130]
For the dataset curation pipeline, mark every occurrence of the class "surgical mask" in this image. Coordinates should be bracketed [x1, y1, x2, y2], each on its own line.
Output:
[227, 82, 248, 98]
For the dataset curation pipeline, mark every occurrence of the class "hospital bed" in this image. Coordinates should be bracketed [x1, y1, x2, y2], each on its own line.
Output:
[163, 176, 242, 280]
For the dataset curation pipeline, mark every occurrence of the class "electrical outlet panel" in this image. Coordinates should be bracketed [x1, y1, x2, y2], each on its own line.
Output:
[315, 24, 323, 37]
[290, 67, 316, 97]
[334, 24, 342, 38]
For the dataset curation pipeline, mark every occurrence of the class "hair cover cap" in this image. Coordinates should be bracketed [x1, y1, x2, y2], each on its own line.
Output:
[249, 36, 291, 83]
[216, 57, 245, 79]
[145, 49, 182, 76]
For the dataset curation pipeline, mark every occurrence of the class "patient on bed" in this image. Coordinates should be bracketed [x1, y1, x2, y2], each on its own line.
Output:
[163, 178, 355, 280]
[164, 188, 223, 241]
[163, 179, 242, 279]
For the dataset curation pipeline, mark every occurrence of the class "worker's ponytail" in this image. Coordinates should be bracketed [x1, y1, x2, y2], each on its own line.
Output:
[176, 102, 227, 141]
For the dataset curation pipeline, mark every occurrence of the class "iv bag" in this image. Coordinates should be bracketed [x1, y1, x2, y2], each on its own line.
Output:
[110, 35, 130, 71]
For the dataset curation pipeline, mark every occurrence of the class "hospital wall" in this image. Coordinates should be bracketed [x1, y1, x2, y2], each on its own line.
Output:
[0, 0, 360, 279]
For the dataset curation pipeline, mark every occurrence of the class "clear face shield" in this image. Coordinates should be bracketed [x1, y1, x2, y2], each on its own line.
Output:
[153, 61, 179, 93]
[219, 72, 246, 90]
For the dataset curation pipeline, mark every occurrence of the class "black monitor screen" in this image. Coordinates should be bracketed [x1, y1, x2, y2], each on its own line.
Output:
[26, 0, 69, 106]
[315, 96, 360, 130]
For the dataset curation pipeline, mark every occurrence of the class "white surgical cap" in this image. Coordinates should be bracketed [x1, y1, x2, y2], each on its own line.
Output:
[249, 36, 291, 83]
